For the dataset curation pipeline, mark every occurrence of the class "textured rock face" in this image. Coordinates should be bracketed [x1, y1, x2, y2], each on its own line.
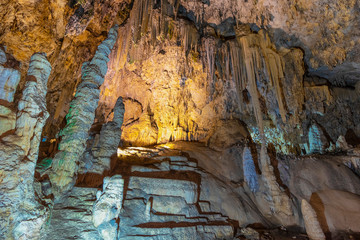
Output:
[80, 97, 125, 174]
[50, 25, 119, 197]
[44, 187, 101, 240]
[301, 199, 326, 240]
[0, 53, 51, 239]
[0, 0, 360, 239]
[0, 48, 20, 135]
[93, 0, 359, 155]
[310, 190, 360, 235]
[0, 63, 20, 102]
[93, 175, 124, 240]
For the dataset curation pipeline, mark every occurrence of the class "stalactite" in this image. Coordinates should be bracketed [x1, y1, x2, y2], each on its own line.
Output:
[50, 25, 119, 198]
[204, 38, 216, 99]
[0, 53, 51, 240]
[260, 38, 287, 123]
[113, 24, 131, 71]
[238, 36, 266, 142]
[180, 21, 199, 56]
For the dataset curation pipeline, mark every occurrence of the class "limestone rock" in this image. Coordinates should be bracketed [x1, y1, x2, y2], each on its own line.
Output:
[0, 48, 6, 64]
[0, 65, 21, 102]
[0, 105, 16, 135]
[336, 135, 351, 151]
[128, 177, 198, 204]
[304, 86, 332, 116]
[43, 187, 101, 240]
[93, 175, 124, 240]
[308, 123, 328, 154]
[205, 119, 249, 151]
[310, 190, 360, 235]
[238, 227, 260, 240]
[81, 96, 125, 174]
[281, 155, 360, 202]
[242, 146, 259, 193]
[301, 199, 326, 240]
[50, 25, 119, 197]
[0, 53, 51, 239]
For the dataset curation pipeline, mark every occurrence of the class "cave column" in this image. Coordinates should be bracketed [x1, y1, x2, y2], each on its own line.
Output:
[0, 53, 52, 239]
[50, 25, 119, 198]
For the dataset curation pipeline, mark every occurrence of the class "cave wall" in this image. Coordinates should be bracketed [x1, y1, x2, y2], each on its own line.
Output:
[1, 0, 359, 153]
[0, 0, 360, 239]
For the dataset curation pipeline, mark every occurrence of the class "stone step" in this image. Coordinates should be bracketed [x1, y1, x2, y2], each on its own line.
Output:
[119, 224, 234, 240]
[154, 155, 189, 163]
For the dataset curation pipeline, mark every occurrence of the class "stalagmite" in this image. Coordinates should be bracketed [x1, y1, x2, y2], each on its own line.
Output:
[50, 25, 119, 198]
[259, 145, 294, 220]
[0, 53, 51, 239]
[301, 199, 326, 240]
[93, 175, 124, 240]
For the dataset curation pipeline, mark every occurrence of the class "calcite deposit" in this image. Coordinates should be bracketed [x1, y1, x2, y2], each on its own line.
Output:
[50, 25, 119, 198]
[0, 0, 360, 239]
[0, 53, 51, 239]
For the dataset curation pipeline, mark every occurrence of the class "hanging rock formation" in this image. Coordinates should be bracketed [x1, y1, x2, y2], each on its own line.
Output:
[50, 25, 119, 198]
[0, 53, 51, 240]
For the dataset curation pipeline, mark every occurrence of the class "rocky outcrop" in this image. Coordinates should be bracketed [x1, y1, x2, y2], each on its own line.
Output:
[50, 25, 119, 198]
[118, 150, 235, 239]
[0, 53, 51, 239]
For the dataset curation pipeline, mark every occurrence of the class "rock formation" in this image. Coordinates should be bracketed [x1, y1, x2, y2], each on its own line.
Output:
[50, 25, 119, 198]
[301, 199, 326, 240]
[80, 96, 125, 174]
[242, 145, 259, 193]
[93, 175, 124, 240]
[0, 53, 51, 239]
[0, 0, 360, 239]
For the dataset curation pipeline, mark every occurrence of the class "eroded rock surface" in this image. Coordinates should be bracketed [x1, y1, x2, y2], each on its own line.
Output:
[0, 53, 51, 240]
[80, 97, 125, 174]
[50, 25, 119, 197]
